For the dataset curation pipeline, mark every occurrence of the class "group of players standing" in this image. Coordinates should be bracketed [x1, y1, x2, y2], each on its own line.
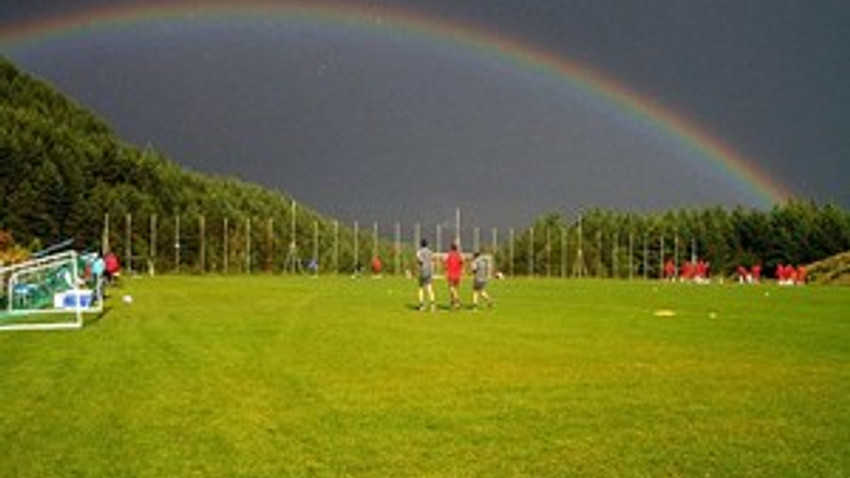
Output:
[663, 259, 711, 283]
[415, 239, 493, 312]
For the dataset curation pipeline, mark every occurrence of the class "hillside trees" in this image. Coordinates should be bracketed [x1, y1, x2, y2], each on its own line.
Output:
[1, 56, 376, 271]
[2, 55, 848, 277]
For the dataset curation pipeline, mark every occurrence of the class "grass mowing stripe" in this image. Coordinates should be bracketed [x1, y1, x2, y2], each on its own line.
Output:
[0, 275, 847, 477]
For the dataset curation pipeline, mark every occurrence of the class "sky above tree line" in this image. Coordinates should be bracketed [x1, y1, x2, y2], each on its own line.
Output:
[1, 0, 847, 231]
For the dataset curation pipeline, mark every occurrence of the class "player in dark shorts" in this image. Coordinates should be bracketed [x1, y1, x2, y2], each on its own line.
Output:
[471, 252, 493, 309]
[416, 239, 436, 311]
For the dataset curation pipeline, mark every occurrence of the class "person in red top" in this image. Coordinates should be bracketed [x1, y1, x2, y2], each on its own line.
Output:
[681, 261, 694, 282]
[751, 264, 762, 283]
[786, 265, 798, 285]
[775, 263, 785, 284]
[737, 265, 749, 284]
[104, 251, 121, 285]
[445, 243, 464, 310]
[695, 260, 708, 283]
[796, 265, 807, 285]
[371, 256, 383, 277]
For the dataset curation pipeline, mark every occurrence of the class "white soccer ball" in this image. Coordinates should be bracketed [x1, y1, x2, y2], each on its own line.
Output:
[122, 294, 133, 304]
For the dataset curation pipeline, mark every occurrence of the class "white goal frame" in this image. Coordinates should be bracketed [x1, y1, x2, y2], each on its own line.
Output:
[0, 250, 102, 331]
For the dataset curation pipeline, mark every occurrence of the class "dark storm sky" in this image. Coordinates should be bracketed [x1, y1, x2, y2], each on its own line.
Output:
[1, 0, 847, 231]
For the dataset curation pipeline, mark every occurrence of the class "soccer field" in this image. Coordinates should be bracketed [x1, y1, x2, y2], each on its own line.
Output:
[0, 276, 847, 477]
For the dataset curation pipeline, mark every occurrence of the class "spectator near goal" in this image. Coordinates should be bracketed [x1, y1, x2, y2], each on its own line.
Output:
[104, 252, 121, 285]
[92, 253, 105, 301]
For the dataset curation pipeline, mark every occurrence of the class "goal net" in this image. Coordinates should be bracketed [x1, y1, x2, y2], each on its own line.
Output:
[0, 250, 102, 331]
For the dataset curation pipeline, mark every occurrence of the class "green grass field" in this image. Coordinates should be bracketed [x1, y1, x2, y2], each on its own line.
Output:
[1, 275, 847, 477]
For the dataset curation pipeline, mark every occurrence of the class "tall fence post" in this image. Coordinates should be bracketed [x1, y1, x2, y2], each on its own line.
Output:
[149, 214, 157, 276]
[674, 234, 680, 279]
[561, 226, 567, 278]
[333, 220, 339, 274]
[394, 222, 401, 275]
[175, 215, 181, 273]
[353, 221, 359, 273]
[199, 214, 206, 274]
[245, 217, 251, 274]
[528, 226, 535, 277]
[509, 228, 515, 277]
[372, 222, 379, 263]
[266, 218, 273, 273]
[612, 232, 619, 279]
[546, 226, 552, 278]
[573, 216, 585, 278]
[223, 217, 229, 274]
[313, 220, 319, 275]
[103, 213, 110, 255]
[125, 213, 132, 274]
[596, 230, 603, 278]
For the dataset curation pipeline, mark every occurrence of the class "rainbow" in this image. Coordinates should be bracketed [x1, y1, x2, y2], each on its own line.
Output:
[0, 0, 793, 205]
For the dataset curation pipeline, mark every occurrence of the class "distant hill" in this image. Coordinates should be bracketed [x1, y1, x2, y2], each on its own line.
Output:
[0, 56, 368, 272]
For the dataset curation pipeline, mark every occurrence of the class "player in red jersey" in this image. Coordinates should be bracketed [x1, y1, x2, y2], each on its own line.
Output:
[796, 265, 807, 285]
[664, 259, 676, 281]
[445, 243, 464, 310]
[751, 264, 762, 283]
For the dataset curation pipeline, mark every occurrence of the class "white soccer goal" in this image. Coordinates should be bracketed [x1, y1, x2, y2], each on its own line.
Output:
[0, 250, 102, 331]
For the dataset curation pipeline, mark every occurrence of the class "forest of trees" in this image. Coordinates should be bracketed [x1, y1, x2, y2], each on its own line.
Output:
[0, 55, 368, 272]
[2, 56, 849, 279]
[507, 203, 850, 280]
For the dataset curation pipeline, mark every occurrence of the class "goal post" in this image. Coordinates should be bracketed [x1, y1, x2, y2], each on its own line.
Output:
[0, 250, 102, 331]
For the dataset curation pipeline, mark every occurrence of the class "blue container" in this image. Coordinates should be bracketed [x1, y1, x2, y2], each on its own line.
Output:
[62, 291, 93, 308]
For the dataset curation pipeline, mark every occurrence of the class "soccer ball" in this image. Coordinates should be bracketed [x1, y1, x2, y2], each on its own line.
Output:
[122, 294, 133, 304]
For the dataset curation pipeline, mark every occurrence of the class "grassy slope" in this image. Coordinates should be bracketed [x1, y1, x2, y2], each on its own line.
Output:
[808, 251, 850, 285]
[0, 276, 847, 477]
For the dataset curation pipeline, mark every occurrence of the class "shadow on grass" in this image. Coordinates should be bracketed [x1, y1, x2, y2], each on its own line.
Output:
[84, 305, 113, 327]
[404, 303, 482, 312]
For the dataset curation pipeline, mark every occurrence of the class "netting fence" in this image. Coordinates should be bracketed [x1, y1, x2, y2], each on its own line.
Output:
[100, 211, 719, 280]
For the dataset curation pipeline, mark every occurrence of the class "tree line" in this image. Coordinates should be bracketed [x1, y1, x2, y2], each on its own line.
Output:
[503, 203, 850, 279]
[2, 56, 848, 278]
